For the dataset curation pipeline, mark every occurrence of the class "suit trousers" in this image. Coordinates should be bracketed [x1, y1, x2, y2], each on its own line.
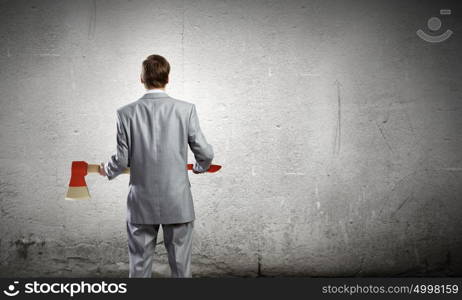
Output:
[126, 221, 194, 278]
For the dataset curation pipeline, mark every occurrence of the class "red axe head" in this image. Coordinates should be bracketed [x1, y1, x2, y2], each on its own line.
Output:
[65, 161, 91, 200]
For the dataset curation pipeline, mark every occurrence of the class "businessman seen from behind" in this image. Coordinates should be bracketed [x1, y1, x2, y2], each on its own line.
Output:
[99, 54, 214, 278]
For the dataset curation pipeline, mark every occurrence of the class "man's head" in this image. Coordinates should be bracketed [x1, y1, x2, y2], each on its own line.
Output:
[141, 54, 170, 89]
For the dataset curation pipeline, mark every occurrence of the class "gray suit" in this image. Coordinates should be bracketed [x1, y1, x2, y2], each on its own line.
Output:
[104, 89, 214, 277]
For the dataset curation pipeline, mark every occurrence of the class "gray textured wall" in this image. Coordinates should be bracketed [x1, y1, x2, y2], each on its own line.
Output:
[1, 0, 461, 277]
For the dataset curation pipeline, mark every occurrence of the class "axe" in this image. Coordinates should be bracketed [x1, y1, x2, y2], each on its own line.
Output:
[65, 161, 222, 200]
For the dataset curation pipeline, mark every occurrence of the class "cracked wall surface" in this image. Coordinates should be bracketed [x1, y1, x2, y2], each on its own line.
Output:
[1, 0, 462, 277]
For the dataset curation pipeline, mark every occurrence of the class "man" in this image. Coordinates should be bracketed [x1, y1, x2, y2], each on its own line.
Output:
[99, 54, 214, 278]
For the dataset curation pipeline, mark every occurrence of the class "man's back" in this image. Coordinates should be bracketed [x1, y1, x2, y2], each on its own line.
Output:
[105, 90, 214, 224]
[102, 54, 211, 278]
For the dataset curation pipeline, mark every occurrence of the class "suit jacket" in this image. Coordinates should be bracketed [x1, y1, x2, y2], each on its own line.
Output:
[104, 90, 214, 224]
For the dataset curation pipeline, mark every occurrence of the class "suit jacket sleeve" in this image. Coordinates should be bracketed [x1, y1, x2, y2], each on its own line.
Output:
[188, 104, 214, 171]
[105, 110, 130, 180]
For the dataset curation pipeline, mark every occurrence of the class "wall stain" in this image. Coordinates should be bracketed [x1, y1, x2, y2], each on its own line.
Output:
[14, 239, 36, 259]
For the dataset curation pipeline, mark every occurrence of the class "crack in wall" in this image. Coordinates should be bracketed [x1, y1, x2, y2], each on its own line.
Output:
[333, 80, 342, 155]
[88, 0, 96, 40]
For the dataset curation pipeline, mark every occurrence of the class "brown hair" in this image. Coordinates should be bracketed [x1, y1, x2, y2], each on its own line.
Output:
[141, 54, 170, 88]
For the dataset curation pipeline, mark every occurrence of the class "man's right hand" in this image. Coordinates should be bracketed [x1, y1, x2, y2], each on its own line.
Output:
[192, 163, 208, 174]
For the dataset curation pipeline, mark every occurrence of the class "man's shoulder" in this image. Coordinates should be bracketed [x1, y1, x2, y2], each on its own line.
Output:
[116, 95, 195, 117]
[167, 96, 195, 109]
[116, 99, 140, 116]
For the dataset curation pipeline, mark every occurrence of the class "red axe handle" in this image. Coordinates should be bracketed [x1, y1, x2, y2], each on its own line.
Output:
[186, 164, 222, 172]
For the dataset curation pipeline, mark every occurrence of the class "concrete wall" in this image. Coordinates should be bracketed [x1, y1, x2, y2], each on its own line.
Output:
[1, 0, 461, 277]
